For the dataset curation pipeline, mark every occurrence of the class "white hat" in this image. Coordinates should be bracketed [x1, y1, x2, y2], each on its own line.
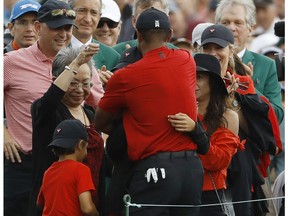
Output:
[191, 22, 213, 46]
[101, 0, 121, 22]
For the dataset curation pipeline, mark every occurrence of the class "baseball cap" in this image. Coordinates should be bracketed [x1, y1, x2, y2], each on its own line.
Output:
[194, 53, 228, 95]
[260, 46, 283, 56]
[101, 0, 121, 22]
[201, 24, 234, 48]
[136, 7, 170, 31]
[37, 0, 76, 29]
[191, 22, 213, 46]
[48, 119, 88, 149]
[112, 46, 142, 72]
[9, 0, 41, 22]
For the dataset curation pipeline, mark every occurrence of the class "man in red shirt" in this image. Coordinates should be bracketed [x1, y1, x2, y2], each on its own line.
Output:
[95, 8, 203, 216]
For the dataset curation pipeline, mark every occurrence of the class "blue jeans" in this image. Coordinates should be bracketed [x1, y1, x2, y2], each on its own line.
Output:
[4, 152, 33, 216]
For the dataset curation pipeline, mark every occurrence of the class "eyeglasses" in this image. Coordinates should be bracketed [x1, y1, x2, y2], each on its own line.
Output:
[75, 8, 99, 17]
[97, 19, 119, 28]
[38, 9, 76, 20]
[13, 19, 36, 26]
[69, 81, 92, 90]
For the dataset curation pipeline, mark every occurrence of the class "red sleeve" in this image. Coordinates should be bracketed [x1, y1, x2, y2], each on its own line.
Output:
[76, 164, 95, 195]
[199, 128, 245, 171]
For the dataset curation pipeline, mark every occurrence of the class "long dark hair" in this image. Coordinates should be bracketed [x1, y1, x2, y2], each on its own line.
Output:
[202, 74, 228, 136]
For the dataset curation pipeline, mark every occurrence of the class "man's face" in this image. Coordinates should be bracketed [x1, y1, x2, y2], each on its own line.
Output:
[72, 0, 102, 43]
[218, 5, 253, 53]
[93, 18, 121, 47]
[35, 22, 73, 57]
[9, 12, 38, 48]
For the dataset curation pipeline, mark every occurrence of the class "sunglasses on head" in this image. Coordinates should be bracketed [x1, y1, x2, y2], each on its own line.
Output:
[97, 19, 119, 28]
[51, 9, 76, 18]
[39, 9, 76, 20]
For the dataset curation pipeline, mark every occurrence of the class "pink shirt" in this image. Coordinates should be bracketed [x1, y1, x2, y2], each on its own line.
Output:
[4, 42, 103, 152]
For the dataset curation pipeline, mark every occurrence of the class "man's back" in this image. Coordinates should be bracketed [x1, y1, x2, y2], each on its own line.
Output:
[99, 47, 197, 160]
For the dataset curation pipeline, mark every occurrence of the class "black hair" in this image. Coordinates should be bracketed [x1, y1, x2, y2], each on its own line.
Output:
[139, 29, 170, 43]
[51, 139, 81, 156]
[202, 72, 228, 136]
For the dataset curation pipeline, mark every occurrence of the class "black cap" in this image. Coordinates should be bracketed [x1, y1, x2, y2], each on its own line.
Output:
[194, 53, 228, 95]
[48, 119, 88, 149]
[112, 46, 142, 72]
[201, 24, 234, 48]
[37, 0, 76, 29]
[136, 7, 170, 31]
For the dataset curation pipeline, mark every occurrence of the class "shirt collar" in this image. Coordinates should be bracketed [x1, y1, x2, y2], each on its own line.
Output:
[237, 48, 246, 59]
[71, 35, 93, 48]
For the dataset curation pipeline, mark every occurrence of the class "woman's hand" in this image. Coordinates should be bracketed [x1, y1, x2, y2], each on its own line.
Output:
[168, 113, 196, 132]
[243, 61, 253, 77]
[225, 71, 239, 96]
[74, 43, 100, 66]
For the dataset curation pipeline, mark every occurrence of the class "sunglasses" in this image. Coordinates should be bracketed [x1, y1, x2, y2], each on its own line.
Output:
[51, 9, 76, 17]
[39, 9, 76, 20]
[97, 19, 119, 29]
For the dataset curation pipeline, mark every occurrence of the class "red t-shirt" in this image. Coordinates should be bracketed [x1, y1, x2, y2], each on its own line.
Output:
[99, 46, 198, 160]
[37, 160, 95, 216]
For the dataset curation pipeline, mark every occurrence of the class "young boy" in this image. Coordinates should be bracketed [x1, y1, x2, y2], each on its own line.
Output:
[37, 119, 98, 216]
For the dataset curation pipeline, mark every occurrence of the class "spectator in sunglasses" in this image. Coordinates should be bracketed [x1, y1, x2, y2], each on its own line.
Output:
[93, 0, 122, 47]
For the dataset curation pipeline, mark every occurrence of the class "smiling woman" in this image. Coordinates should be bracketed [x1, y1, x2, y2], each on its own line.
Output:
[29, 46, 105, 215]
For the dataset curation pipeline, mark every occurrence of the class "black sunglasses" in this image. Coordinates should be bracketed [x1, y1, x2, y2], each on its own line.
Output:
[97, 19, 119, 28]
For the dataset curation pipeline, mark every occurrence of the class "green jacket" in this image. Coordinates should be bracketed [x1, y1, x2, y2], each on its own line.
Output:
[113, 39, 178, 55]
[92, 39, 120, 71]
[242, 49, 283, 123]
[70, 39, 120, 71]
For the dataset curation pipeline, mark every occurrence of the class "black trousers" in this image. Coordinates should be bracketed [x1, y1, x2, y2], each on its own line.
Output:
[200, 190, 227, 216]
[4, 152, 33, 216]
[127, 151, 204, 216]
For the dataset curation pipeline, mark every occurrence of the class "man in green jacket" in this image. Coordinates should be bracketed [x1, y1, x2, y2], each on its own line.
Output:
[69, 0, 120, 71]
[215, 0, 283, 124]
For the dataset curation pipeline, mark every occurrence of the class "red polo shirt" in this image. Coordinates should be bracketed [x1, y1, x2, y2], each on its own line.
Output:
[99, 46, 198, 161]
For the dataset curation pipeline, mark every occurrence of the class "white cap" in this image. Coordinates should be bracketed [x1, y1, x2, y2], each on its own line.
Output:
[101, 0, 121, 22]
[250, 33, 280, 53]
[191, 22, 213, 46]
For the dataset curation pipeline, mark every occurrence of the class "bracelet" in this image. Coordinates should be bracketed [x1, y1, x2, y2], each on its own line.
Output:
[64, 65, 77, 75]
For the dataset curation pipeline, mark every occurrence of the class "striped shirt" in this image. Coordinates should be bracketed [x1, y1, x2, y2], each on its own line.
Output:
[4, 41, 53, 152]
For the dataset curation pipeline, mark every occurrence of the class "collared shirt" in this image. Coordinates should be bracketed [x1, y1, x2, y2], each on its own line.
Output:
[4, 41, 53, 152]
[237, 48, 246, 59]
[70, 35, 92, 48]
[98, 47, 198, 160]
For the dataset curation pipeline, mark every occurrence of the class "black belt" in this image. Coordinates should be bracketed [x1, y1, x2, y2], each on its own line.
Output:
[149, 150, 197, 159]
